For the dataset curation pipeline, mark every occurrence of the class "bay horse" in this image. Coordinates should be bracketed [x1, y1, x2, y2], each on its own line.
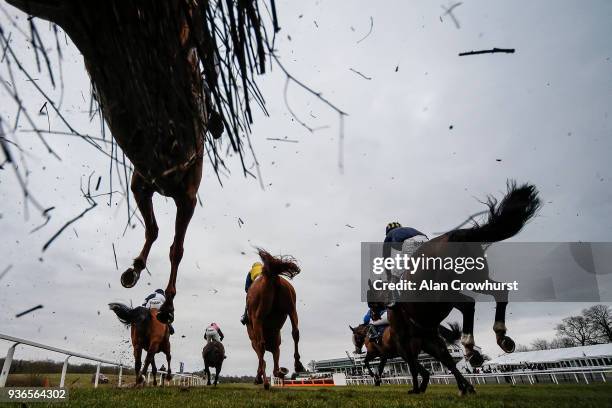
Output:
[202, 340, 225, 386]
[109, 303, 172, 386]
[350, 320, 460, 386]
[371, 181, 541, 395]
[246, 249, 305, 390]
[6, 0, 271, 325]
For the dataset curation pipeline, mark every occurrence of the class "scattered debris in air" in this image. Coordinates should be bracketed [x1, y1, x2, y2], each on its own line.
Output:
[356, 16, 374, 44]
[15, 304, 44, 318]
[349, 68, 372, 80]
[459, 48, 515, 57]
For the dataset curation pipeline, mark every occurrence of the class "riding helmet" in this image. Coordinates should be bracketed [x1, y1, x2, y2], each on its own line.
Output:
[386, 222, 402, 235]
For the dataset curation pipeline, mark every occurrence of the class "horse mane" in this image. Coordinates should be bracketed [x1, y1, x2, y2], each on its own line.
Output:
[257, 248, 300, 279]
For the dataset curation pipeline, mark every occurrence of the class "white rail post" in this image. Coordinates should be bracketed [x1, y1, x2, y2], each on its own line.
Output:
[59, 356, 71, 387]
[0, 342, 19, 387]
[118, 365, 123, 387]
[94, 363, 101, 388]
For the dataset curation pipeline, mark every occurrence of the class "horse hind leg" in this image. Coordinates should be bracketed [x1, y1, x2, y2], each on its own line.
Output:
[121, 173, 158, 288]
[493, 299, 515, 353]
[134, 346, 144, 384]
[289, 309, 305, 372]
[205, 362, 211, 386]
[453, 296, 484, 367]
[157, 191, 197, 324]
[151, 358, 158, 386]
[214, 363, 221, 386]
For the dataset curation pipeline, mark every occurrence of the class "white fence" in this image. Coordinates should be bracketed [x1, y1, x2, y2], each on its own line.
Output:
[0, 333, 204, 388]
[345, 366, 612, 386]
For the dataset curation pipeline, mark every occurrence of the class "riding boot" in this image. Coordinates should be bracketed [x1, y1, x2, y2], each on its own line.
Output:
[240, 306, 248, 325]
[169, 324, 175, 335]
[208, 109, 224, 139]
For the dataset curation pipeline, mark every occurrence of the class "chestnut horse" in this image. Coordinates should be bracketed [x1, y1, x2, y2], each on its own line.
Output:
[246, 249, 305, 390]
[370, 182, 540, 395]
[109, 303, 171, 386]
[6, 0, 271, 325]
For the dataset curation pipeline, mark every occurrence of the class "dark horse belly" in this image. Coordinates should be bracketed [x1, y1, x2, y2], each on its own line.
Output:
[27, 0, 207, 193]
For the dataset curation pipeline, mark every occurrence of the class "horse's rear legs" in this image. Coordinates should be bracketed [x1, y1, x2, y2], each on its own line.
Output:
[289, 309, 305, 372]
[493, 300, 515, 353]
[454, 298, 484, 367]
[121, 173, 158, 288]
[134, 347, 144, 384]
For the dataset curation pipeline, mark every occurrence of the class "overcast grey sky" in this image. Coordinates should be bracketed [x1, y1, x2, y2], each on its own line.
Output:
[1, 1, 612, 375]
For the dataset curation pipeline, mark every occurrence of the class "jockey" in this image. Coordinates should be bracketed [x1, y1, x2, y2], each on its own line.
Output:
[364, 305, 389, 344]
[204, 322, 224, 343]
[143, 289, 174, 335]
[240, 262, 264, 325]
[383, 222, 429, 307]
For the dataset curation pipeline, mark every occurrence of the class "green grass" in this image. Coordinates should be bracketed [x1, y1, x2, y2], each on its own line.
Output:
[2, 383, 611, 408]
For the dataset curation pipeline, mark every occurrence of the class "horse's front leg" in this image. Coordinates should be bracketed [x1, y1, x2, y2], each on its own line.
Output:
[121, 173, 158, 288]
[363, 352, 376, 380]
[375, 356, 387, 386]
[157, 192, 197, 324]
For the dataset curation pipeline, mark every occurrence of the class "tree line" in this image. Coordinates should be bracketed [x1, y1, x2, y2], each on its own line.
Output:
[517, 304, 612, 351]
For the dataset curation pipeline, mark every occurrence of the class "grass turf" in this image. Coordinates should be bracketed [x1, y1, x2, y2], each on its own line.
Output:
[2, 383, 611, 408]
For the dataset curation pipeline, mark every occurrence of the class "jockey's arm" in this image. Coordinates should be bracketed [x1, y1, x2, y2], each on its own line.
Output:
[363, 309, 371, 325]
[245, 273, 252, 293]
[218, 328, 224, 341]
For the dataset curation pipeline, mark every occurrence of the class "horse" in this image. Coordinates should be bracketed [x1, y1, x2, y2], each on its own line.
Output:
[202, 340, 225, 386]
[350, 320, 460, 386]
[371, 181, 541, 395]
[6, 0, 271, 326]
[109, 303, 172, 386]
[246, 249, 305, 390]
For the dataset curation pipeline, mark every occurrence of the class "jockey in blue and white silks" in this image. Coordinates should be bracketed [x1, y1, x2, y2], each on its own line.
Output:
[383, 222, 429, 306]
[143, 289, 174, 335]
[364, 306, 389, 342]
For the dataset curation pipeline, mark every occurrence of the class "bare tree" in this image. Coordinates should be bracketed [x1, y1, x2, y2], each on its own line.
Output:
[531, 338, 551, 351]
[583, 305, 612, 343]
[555, 316, 600, 346]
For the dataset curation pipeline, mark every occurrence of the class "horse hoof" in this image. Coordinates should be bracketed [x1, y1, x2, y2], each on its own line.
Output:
[467, 350, 485, 368]
[264, 382, 270, 390]
[498, 336, 516, 353]
[120, 268, 140, 288]
[374, 380, 381, 387]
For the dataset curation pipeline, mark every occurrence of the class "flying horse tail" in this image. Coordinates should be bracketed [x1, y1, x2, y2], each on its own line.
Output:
[257, 248, 301, 280]
[438, 321, 462, 345]
[108, 302, 148, 326]
[448, 181, 541, 243]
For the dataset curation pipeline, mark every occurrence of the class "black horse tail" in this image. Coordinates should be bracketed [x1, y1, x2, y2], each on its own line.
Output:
[108, 302, 149, 327]
[448, 181, 541, 243]
[439, 321, 462, 344]
[257, 248, 301, 279]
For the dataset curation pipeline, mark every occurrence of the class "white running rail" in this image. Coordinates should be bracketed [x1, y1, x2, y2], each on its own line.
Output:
[345, 366, 612, 386]
[0, 333, 204, 388]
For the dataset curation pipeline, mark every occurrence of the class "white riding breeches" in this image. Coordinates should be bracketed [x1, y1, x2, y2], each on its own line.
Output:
[205, 327, 220, 343]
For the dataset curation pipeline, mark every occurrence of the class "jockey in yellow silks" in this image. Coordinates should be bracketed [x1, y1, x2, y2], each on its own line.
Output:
[240, 262, 263, 325]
